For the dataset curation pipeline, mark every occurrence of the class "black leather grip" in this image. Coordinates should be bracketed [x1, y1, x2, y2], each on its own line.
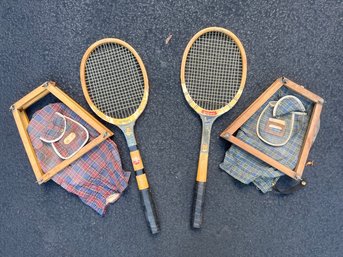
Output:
[192, 181, 206, 229]
[140, 188, 160, 234]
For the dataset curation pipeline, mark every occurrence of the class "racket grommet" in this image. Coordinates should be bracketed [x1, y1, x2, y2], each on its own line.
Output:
[9, 105, 15, 111]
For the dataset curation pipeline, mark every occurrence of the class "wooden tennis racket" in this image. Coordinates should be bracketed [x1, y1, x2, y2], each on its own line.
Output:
[80, 38, 159, 234]
[180, 27, 247, 228]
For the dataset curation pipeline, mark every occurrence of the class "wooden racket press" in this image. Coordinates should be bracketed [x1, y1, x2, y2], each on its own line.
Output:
[220, 77, 324, 183]
[11, 81, 113, 184]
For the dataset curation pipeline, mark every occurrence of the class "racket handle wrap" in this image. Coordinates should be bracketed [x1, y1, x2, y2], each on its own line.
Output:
[140, 188, 160, 234]
[192, 181, 206, 229]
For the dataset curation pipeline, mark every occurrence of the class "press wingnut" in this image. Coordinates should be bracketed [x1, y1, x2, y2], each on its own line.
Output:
[306, 160, 314, 166]
[223, 133, 231, 139]
[318, 98, 325, 104]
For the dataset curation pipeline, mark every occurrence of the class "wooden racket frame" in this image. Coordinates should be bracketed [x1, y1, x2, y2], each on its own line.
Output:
[180, 27, 247, 228]
[220, 77, 324, 180]
[80, 38, 149, 126]
[11, 81, 113, 184]
[80, 38, 160, 234]
[180, 27, 247, 117]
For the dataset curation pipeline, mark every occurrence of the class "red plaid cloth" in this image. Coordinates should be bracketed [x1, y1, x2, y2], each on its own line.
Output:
[27, 103, 130, 215]
[40, 112, 89, 159]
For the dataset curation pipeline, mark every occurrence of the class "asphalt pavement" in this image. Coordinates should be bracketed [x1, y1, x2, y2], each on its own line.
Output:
[0, 1, 342, 257]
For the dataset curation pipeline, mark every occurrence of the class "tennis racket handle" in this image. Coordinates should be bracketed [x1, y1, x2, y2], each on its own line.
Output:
[192, 181, 206, 228]
[140, 188, 160, 234]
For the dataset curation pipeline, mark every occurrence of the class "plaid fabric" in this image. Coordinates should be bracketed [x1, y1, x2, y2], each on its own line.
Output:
[39, 112, 65, 142]
[28, 103, 130, 215]
[256, 97, 307, 146]
[258, 101, 291, 145]
[40, 112, 89, 159]
[220, 87, 313, 193]
[274, 96, 305, 116]
[53, 113, 88, 159]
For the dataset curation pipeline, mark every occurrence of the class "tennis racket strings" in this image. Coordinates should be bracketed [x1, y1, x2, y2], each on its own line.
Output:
[184, 31, 243, 110]
[84, 42, 145, 119]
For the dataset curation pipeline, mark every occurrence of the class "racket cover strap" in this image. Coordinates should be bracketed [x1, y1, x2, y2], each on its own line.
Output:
[192, 181, 206, 228]
[140, 188, 160, 234]
[273, 179, 307, 194]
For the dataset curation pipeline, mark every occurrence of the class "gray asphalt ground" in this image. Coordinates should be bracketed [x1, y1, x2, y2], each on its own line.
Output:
[0, 1, 342, 257]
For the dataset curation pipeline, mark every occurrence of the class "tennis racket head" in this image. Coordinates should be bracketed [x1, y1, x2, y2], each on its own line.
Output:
[180, 27, 247, 117]
[80, 38, 149, 126]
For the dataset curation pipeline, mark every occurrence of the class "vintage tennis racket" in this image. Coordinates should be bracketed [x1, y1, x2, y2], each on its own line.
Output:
[80, 38, 159, 234]
[180, 27, 247, 228]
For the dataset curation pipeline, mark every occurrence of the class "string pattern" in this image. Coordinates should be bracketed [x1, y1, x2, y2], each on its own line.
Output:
[85, 43, 145, 119]
[185, 31, 243, 110]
